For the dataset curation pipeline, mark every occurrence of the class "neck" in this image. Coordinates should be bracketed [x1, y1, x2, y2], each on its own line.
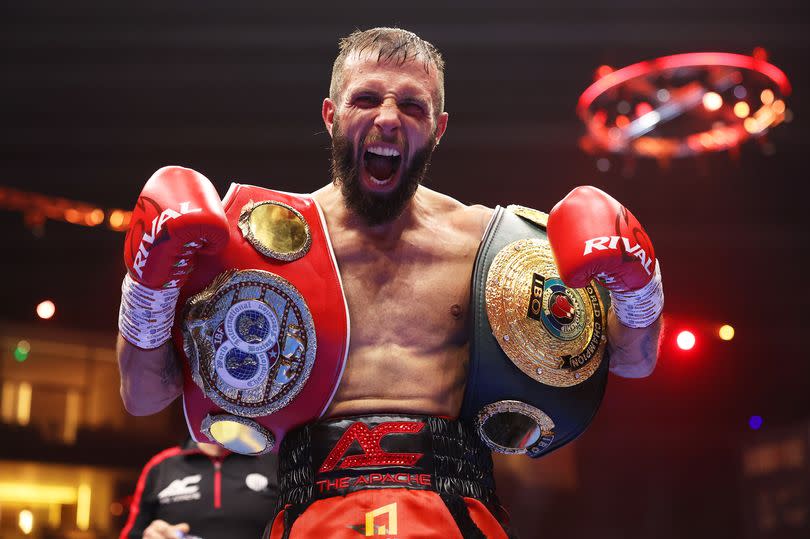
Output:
[197, 442, 227, 457]
[316, 183, 426, 242]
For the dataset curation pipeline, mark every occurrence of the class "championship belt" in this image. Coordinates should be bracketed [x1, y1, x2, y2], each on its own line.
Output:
[460, 205, 609, 458]
[172, 184, 349, 455]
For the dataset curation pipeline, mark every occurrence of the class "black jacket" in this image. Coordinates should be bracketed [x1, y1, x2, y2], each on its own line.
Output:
[121, 441, 278, 539]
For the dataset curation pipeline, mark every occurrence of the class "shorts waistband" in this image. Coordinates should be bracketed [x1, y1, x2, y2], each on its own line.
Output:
[277, 414, 498, 507]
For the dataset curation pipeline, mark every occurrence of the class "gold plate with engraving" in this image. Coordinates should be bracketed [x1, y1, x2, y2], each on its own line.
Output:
[238, 201, 312, 261]
[485, 238, 607, 387]
[201, 414, 275, 455]
[507, 204, 549, 229]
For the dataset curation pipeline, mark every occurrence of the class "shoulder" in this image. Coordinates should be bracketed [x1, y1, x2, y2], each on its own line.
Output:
[143, 446, 185, 471]
[419, 187, 494, 239]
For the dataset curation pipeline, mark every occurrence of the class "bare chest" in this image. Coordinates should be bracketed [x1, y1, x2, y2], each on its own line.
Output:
[334, 235, 475, 349]
[323, 223, 480, 416]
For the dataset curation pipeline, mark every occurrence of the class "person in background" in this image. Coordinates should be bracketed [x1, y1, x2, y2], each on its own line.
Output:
[120, 438, 278, 539]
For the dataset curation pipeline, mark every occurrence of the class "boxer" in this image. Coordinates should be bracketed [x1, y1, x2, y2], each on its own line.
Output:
[117, 28, 662, 538]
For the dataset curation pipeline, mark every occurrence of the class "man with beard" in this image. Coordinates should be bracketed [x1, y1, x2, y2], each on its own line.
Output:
[117, 28, 662, 538]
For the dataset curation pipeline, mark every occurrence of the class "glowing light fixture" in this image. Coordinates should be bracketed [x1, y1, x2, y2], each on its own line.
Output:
[719, 325, 735, 341]
[595, 64, 614, 79]
[596, 158, 610, 172]
[19, 509, 34, 535]
[676, 330, 696, 351]
[760, 89, 774, 105]
[87, 208, 105, 226]
[733, 102, 750, 118]
[702, 92, 723, 111]
[14, 340, 31, 362]
[17, 382, 32, 426]
[76, 483, 91, 531]
[36, 300, 55, 319]
[0, 483, 77, 504]
[577, 52, 791, 160]
[109, 209, 125, 228]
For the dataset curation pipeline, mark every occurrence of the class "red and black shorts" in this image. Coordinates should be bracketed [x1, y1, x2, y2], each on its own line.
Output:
[265, 415, 514, 538]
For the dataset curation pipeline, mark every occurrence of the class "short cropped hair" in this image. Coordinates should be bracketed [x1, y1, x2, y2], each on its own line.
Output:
[329, 27, 446, 118]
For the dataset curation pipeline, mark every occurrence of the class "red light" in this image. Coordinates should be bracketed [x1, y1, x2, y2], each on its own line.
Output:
[676, 330, 696, 350]
[595, 64, 614, 80]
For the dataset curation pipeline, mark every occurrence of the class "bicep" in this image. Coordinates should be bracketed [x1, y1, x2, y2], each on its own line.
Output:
[606, 311, 662, 378]
[116, 335, 183, 415]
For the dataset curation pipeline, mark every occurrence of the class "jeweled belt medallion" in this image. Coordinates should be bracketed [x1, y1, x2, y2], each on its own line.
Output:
[183, 269, 316, 417]
[485, 238, 607, 388]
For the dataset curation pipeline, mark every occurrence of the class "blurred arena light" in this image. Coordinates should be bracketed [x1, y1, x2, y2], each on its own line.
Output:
[110, 502, 124, 516]
[734, 101, 750, 118]
[748, 415, 764, 430]
[76, 483, 92, 530]
[676, 330, 696, 351]
[14, 340, 30, 362]
[36, 300, 56, 320]
[19, 509, 34, 535]
[578, 49, 792, 161]
[702, 91, 723, 111]
[719, 324, 735, 341]
[0, 186, 131, 234]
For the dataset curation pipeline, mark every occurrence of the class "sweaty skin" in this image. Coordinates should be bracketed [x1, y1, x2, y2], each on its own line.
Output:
[314, 184, 493, 418]
[312, 185, 659, 418]
[116, 51, 659, 418]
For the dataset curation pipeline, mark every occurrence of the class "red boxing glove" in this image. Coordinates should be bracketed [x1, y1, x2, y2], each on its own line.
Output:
[124, 166, 229, 290]
[119, 166, 229, 348]
[547, 186, 663, 327]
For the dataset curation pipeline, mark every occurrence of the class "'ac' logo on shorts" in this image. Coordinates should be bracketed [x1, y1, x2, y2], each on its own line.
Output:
[319, 421, 425, 473]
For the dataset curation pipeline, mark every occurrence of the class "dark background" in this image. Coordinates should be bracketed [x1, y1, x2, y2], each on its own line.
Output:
[1, 1, 809, 538]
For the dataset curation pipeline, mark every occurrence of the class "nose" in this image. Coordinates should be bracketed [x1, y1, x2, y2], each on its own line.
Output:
[373, 97, 401, 137]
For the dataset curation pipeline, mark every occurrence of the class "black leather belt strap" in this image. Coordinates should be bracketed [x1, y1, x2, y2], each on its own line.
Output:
[278, 414, 498, 506]
[273, 414, 507, 537]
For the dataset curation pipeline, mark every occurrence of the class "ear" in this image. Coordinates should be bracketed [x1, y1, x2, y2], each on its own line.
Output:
[434, 111, 449, 145]
[322, 98, 336, 137]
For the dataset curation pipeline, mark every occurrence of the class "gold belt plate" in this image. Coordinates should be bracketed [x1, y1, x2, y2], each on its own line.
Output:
[485, 238, 607, 387]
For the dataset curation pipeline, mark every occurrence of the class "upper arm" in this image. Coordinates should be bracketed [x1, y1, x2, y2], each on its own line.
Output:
[116, 335, 183, 416]
[458, 204, 494, 240]
[606, 311, 662, 378]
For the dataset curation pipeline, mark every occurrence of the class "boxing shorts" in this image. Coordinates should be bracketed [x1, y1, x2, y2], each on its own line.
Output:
[264, 414, 514, 538]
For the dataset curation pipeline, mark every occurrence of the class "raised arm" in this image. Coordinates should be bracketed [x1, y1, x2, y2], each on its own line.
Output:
[116, 166, 229, 414]
[116, 336, 183, 416]
[605, 311, 662, 378]
[547, 186, 664, 378]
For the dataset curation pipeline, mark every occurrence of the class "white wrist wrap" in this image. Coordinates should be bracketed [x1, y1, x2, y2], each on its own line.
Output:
[118, 274, 181, 349]
[609, 261, 664, 328]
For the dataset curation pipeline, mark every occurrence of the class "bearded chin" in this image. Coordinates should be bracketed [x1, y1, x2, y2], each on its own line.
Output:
[330, 124, 436, 226]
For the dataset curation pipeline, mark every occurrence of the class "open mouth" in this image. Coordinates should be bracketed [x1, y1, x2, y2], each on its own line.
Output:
[363, 145, 402, 185]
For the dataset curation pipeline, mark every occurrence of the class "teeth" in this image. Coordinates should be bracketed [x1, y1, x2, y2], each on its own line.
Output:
[369, 176, 391, 185]
[367, 145, 400, 157]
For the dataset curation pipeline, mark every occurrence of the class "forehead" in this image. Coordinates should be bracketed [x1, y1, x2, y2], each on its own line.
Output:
[340, 52, 439, 99]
